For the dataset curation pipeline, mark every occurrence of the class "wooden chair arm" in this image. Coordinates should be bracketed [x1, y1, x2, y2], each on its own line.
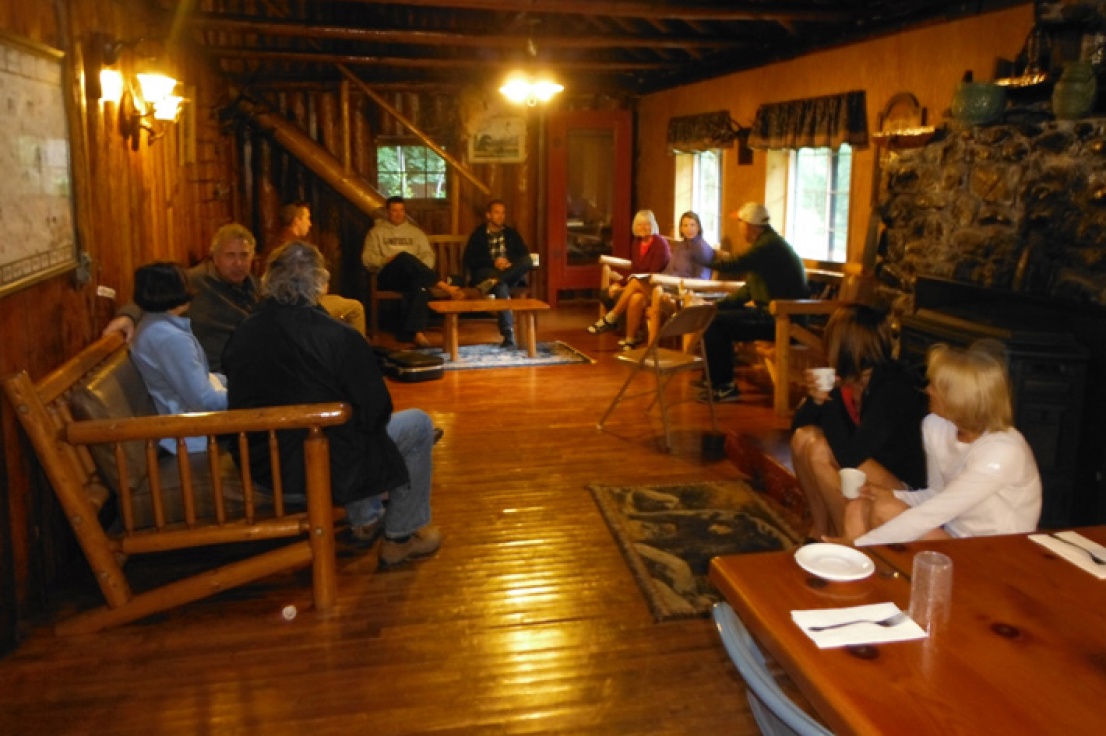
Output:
[650, 274, 745, 292]
[599, 255, 632, 269]
[66, 403, 351, 445]
[769, 299, 843, 317]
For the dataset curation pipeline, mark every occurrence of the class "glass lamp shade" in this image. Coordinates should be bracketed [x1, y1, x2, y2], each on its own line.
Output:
[152, 95, 183, 121]
[137, 73, 178, 104]
[99, 69, 123, 103]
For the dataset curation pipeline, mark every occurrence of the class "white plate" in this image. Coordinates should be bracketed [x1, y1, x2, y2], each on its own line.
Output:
[794, 543, 875, 581]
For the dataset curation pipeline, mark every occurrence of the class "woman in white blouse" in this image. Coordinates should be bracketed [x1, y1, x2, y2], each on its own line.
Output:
[844, 340, 1041, 546]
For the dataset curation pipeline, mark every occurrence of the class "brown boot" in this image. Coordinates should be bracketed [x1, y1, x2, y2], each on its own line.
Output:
[379, 526, 442, 568]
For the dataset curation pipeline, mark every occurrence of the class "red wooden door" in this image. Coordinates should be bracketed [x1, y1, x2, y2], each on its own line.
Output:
[545, 110, 631, 306]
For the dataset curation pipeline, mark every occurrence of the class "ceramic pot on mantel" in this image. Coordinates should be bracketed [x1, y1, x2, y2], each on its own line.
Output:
[1053, 61, 1097, 120]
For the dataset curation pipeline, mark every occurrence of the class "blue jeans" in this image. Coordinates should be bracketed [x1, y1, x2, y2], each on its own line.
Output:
[471, 261, 533, 335]
[298, 409, 433, 536]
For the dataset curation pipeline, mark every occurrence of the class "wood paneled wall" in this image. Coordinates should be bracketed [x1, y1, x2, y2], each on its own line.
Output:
[0, 0, 237, 652]
[634, 4, 1036, 260]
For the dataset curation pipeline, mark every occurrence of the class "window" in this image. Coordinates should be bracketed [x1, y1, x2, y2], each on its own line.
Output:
[674, 149, 722, 244]
[783, 144, 852, 262]
[376, 144, 447, 199]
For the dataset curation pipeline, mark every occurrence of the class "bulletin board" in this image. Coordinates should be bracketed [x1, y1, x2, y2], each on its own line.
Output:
[0, 31, 77, 298]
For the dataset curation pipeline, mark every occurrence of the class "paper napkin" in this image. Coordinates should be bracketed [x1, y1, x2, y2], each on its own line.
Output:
[792, 602, 928, 649]
[1029, 531, 1106, 580]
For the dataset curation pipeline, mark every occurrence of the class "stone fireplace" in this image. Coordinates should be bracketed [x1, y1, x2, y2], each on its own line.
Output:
[876, 119, 1106, 526]
[878, 119, 1106, 312]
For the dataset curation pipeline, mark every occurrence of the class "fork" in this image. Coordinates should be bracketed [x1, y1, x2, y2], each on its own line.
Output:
[808, 611, 909, 632]
[1048, 533, 1106, 565]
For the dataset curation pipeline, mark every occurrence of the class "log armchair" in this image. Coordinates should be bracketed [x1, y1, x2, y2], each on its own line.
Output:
[2, 333, 351, 635]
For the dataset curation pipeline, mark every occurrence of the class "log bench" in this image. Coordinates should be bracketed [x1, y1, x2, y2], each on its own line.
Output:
[1, 333, 351, 635]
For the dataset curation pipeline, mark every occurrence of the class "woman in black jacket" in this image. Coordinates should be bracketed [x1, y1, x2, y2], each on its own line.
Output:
[790, 304, 927, 539]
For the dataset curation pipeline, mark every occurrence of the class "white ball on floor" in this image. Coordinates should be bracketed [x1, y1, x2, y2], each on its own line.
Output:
[281, 604, 297, 621]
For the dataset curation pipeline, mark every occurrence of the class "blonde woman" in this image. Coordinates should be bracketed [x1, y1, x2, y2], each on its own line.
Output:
[587, 209, 671, 348]
[843, 340, 1041, 546]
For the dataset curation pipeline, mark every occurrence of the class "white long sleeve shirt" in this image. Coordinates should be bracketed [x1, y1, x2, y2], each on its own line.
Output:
[855, 413, 1041, 546]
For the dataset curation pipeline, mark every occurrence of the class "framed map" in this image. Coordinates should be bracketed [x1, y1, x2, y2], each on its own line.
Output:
[0, 31, 77, 298]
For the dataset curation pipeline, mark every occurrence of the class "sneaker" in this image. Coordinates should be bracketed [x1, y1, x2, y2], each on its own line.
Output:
[697, 384, 741, 403]
[379, 526, 443, 568]
[500, 334, 516, 349]
[476, 278, 498, 295]
[587, 316, 618, 334]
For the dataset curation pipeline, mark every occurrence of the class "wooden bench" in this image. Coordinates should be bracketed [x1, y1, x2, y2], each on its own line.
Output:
[1, 333, 351, 634]
[429, 298, 551, 361]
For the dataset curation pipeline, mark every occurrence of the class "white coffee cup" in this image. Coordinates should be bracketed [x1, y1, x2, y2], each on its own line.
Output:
[811, 367, 836, 392]
[839, 468, 866, 499]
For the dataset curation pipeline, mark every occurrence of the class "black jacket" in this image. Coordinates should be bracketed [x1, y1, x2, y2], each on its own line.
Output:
[463, 225, 530, 275]
[791, 361, 927, 490]
[223, 299, 408, 505]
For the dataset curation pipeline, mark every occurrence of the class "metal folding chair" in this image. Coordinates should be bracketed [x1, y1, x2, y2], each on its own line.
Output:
[712, 603, 833, 736]
[597, 302, 718, 452]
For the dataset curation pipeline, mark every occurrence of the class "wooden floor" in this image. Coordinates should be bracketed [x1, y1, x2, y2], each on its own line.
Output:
[0, 304, 797, 736]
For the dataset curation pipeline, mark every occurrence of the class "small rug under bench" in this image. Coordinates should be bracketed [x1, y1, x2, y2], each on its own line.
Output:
[588, 479, 802, 621]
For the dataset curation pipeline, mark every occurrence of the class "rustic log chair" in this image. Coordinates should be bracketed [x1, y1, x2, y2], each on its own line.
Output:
[637, 260, 867, 416]
[1, 333, 351, 635]
[368, 234, 468, 338]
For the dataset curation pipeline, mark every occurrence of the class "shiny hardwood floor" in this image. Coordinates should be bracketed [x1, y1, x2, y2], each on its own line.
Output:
[0, 304, 796, 736]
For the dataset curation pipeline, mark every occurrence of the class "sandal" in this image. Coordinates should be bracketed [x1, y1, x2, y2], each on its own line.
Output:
[587, 317, 617, 334]
[618, 338, 640, 351]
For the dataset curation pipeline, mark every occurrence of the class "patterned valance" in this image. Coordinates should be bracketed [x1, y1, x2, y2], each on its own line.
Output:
[748, 90, 869, 150]
[666, 111, 743, 154]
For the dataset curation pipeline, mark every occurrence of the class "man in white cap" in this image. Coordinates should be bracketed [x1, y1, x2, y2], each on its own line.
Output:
[698, 202, 807, 402]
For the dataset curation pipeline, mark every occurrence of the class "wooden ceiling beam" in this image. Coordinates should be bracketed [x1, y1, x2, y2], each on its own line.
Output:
[323, 0, 850, 23]
[190, 15, 738, 49]
[210, 48, 673, 71]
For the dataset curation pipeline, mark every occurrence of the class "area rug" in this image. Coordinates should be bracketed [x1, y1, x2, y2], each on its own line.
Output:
[418, 341, 593, 370]
[588, 480, 801, 621]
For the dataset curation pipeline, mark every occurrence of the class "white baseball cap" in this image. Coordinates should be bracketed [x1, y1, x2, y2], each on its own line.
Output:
[731, 202, 770, 226]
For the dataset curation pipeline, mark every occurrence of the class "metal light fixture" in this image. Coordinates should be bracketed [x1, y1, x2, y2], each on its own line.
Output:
[92, 36, 183, 148]
[499, 75, 564, 107]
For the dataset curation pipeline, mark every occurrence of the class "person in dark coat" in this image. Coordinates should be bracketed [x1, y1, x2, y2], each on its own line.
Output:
[463, 199, 534, 348]
[223, 241, 441, 567]
[790, 304, 927, 539]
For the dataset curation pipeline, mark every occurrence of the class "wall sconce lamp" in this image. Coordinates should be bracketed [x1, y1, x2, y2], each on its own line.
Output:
[90, 33, 183, 149]
[499, 75, 564, 107]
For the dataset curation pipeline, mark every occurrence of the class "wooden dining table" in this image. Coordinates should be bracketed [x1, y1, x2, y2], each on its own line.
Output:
[709, 527, 1106, 735]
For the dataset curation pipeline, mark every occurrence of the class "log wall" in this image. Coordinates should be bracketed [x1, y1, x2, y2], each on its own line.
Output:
[0, 0, 237, 652]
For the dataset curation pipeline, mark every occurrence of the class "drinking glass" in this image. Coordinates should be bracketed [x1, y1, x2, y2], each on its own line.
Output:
[909, 550, 953, 631]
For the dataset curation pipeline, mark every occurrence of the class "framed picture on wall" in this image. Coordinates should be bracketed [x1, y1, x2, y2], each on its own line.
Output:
[0, 31, 78, 299]
[469, 115, 527, 164]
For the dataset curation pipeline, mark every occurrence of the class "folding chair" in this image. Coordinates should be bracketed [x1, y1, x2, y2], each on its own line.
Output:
[597, 302, 718, 452]
[712, 603, 833, 736]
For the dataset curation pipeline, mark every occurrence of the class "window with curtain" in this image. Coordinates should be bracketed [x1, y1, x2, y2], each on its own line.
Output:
[752, 91, 866, 263]
[674, 150, 722, 245]
[784, 145, 852, 262]
[666, 111, 738, 246]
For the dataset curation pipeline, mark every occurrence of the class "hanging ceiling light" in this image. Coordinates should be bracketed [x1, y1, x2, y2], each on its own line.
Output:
[499, 75, 563, 106]
[499, 25, 563, 107]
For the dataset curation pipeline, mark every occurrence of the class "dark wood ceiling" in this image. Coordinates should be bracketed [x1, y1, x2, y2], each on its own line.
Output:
[168, 1, 1027, 97]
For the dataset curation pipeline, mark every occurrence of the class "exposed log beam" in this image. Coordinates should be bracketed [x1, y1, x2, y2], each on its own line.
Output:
[210, 48, 673, 71]
[326, 0, 850, 23]
[190, 15, 739, 49]
[336, 65, 490, 196]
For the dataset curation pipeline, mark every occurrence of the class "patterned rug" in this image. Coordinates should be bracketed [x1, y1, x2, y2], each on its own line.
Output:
[588, 480, 801, 621]
[418, 341, 593, 370]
